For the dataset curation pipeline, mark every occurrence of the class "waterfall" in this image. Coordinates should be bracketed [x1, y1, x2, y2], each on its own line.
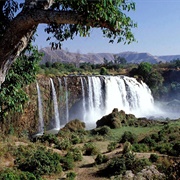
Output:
[35, 75, 164, 133]
[70, 75, 158, 124]
[36, 82, 44, 134]
[50, 78, 60, 130]
[80, 77, 87, 121]
[64, 77, 69, 124]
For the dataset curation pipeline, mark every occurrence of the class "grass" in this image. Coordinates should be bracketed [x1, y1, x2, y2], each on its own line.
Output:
[108, 125, 163, 142]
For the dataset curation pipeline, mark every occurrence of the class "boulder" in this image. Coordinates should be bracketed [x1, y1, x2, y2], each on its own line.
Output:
[62, 119, 85, 132]
[96, 109, 137, 129]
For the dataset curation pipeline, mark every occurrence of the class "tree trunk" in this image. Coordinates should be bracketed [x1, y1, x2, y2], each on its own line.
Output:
[0, 0, 116, 86]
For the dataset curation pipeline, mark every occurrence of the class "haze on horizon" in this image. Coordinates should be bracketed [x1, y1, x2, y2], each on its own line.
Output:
[35, 0, 180, 56]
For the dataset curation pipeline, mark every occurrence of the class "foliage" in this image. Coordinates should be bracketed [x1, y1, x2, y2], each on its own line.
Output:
[129, 62, 164, 98]
[100, 67, 109, 75]
[37, 133, 59, 146]
[120, 131, 138, 144]
[0, 168, 38, 180]
[83, 142, 99, 155]
[0, 45, 42, 120]
[15, 145, 62, 177]
[66, 147, 83, 162]
[132, 143, 149, 152]
[66, 171, 77, 180]
[149, 154, 159, 163]
[55, 139, 72, 150]
[45, 0, 136, 47]
[107, 141, 117, 152]
[60, 153, 75, 171]
[103, 151, 151, 177]
[95, 153, 108, 165]
[91, 126, 111, 136]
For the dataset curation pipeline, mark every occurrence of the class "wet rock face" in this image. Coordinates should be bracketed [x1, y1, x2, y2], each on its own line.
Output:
[2, 76, 84, 135]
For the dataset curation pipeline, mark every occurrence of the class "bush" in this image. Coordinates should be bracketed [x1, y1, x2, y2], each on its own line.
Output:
[120, 131, 138, 144]
[60, 154, 75, 171]
[100, 67, 109, 75]
[132, 143, 149, 152]
[95, 153, 108, 164]
[106, 156, 126, 176]
[37, 133, 59, 146]
[141, 136, 156, 147]
[149, 154, 159, 162]
[66, 148, 83, 162]
[107, 142, 117, 152]
[91, 126, 111, 136]
[66, 171, 76, 180]
[83, 143, 99, 155]
[0, 168, 38, 180]
[15, 146, 62, 177]
[133, 158, 151, 173]
[55, 139, 72, 150]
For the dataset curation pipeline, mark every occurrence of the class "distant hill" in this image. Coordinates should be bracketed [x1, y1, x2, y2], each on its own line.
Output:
[39, 47, 180, 64]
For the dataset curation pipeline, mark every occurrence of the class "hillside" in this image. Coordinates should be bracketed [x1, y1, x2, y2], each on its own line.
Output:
[39, 47, 180, 64]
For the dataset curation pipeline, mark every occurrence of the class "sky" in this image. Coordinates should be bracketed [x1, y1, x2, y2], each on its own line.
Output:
[34, 0, 180, 56]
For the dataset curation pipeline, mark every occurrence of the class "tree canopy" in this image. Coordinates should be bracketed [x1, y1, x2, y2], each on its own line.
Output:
[0, 0, 136, 85]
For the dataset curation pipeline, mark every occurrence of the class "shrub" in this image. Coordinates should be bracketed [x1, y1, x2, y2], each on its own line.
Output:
[60, 154, 75, 171]
[55, 139, 72, 150]
[149, 154, 159, 162]
[95, 153, 108, 164]
[106, 156, 126, 176]
[0, 168, 38, 180]
[122, 141, 132, 154]
[100, 67, 109, 75]
[67, 148, 83, 162]
[37, 133, 59, 146]
[91, 126, 111, 136]
[133, 158, 151, 173]
[132, 143, 149, 152]
[120, 131, 137, 144]
[66, 171, 76, 180]
[141, 136, 156, 147]
[71, 134, 81, 144]
[83, 143, 99, 155]
[15, 146, 62, 177]
[107, 141, 117, 152]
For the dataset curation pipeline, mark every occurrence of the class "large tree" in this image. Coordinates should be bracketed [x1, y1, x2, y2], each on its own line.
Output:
[0, 0, 136, 85]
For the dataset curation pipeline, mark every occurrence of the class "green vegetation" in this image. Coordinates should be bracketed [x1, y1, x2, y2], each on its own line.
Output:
[0, 119, 179, 179]
[0, 45, 42, 121]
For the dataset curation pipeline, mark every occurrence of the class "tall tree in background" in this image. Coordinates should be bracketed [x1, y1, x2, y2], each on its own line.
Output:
[0, 0, 136, 85]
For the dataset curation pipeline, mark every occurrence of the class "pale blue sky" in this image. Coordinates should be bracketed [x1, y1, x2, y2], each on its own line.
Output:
[34, 0, 180, 55]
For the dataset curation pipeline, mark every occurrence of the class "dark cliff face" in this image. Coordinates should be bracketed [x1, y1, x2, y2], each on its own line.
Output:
[163, 70, 180, 83]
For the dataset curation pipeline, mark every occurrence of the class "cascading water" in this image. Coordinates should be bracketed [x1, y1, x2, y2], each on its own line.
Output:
[64, 77, 69, 124]
[50, 78, 60, 130]
[36, 75, 166, 133]
[80, 77, 87, 121]
[70, 75, 161, 125]
[36, 82, 44, 135]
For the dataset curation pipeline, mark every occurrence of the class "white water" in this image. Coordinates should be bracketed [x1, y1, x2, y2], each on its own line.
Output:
[37, 75, 174, 133]
[50, 78, 60, 130]
[64, 77, 69, 124]
[36, 82, 44, 135]
[76, 75, 165, 124]
[80, 77, 87, 121]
